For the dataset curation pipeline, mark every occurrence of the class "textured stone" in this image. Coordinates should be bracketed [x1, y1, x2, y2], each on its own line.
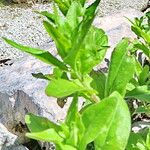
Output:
[132, 121, 150, 133]
[0, 3, 54, 61]
[98, 0, 149, 16]
[96, 9, 143, 57]
[0, 56, 73, 149]
[94, 9, 143, 69]
[0, 56, 71, 129]
[0, 123, 28, 150]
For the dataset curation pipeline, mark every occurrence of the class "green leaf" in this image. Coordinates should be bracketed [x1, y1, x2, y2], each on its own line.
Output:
[45, 79, 84, 98]
[26, 128, 63, 143]
[65, 93, 78, 125]
[3, 37, 67, 70]
[135, 106, 150, 114]
[90, 70, 106, 99]
[131, 24, 150, 45]
[77, 26, 108, 74]
[79, 92, 131, 150]
[138, 65, 149, 85]
[32, 73, 52, 80]
[34, 11, 55, 23]
[25, 113, 61, 132]
[43, 21, 71, 58]
[66, 1, 84, 30]
[126, 132, 145, 150]
[94, 92, 131, 150]
[146, 129, 150, 149]
[65, 94, 85, 148]
[105, 38, 135, 97]
[54, 0, 69, 15]
[54, 0, 86, 16]
[134, 58, 143, 77]
[126, 85, 150, 102]
[134, 43, 150, 58]
[66, 122, 79, 147]
[64, 0, 100, 69]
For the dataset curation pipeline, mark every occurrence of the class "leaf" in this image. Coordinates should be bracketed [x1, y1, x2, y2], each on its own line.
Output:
[126, 132, 145, 150]
[66, 1, 83, 30]
[80, 0, 86, 6]
[94, 92, 131, 150]
[64, 0, 100, 69]
[134, 58, 143, 77]
[43, 21, 71, 58]
[66, 122, 79, 147]
[126, 85, 150, 102]
[90, 70, 106, 99]
[138, 65, 149, 85]
[134, 43, 150, 58]
[53, 0, 69, 15]
[65, 93, 78, 125]
[105, 38, 135, 97]
[45, 79, 84, 98]
[77, 26, 108, 74]
[79, 92, 131, 150]
[25, 113, 61, 132]
[135, 106, 150, 114]
[26, 128, 63, 143]
[65, 94, 85, 148]
[34, 11, 55, 23]
[32, 73, 52, 80]
[146, 129, 150, 149]
[3, 37, 67, 70]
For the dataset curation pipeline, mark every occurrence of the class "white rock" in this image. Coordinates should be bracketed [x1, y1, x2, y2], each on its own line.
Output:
[94, 9, 143, 60]
[0, 56, 71, 128]
[132, 121, 150, 133]
[0, 123, 28, 150]
[0, 3, 54, 61]
[0, 56, 72, 149]
[98, 0, 149, 16]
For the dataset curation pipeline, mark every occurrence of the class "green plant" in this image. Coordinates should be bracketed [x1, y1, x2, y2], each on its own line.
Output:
[3, 0, 150, 150]
[127, 128, 150, 150]
[125, 13, 150, 117]
[128, 11, 150, 61]
[25, 92, 130, 149]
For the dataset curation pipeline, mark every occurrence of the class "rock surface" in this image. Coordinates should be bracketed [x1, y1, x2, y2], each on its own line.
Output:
[0, 3, 54, 61]
[0, 56, 72, 149]
[95, 9, 143, 59]
[0, 123, 28, 150]
[98, 0, 148, 16]
[6, 0, 149, 16]
[0, 56, 70, 126]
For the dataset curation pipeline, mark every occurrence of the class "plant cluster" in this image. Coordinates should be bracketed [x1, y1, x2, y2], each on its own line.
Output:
[3, 0, 150, 149]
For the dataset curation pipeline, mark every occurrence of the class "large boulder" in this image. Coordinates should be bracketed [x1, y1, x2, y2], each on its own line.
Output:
[0, 56, 70, 127]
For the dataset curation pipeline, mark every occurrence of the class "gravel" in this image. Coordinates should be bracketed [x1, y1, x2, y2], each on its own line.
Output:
[0, 3, 54, 62]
